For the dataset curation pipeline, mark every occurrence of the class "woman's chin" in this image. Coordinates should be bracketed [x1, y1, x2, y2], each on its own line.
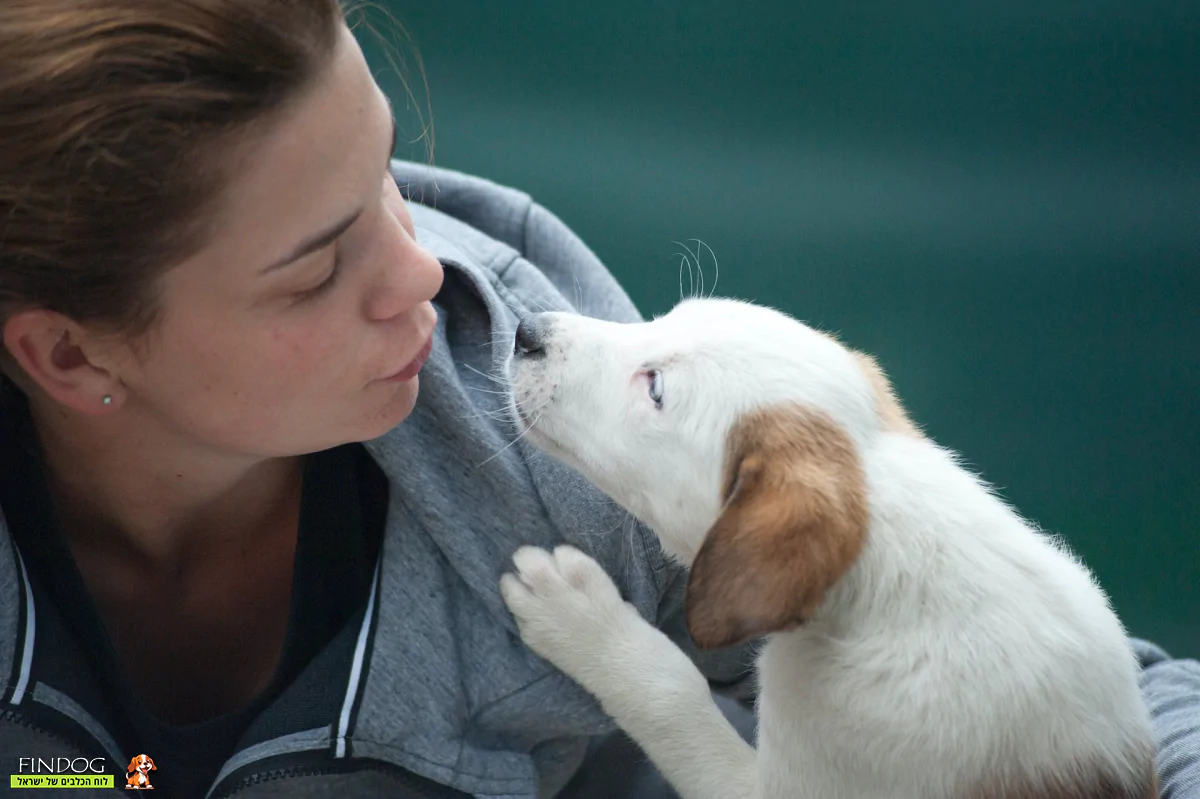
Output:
[361, 375, 421, 439]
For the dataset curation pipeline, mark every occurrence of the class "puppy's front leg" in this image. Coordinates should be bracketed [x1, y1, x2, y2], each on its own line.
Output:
[501, 545, 758, 799]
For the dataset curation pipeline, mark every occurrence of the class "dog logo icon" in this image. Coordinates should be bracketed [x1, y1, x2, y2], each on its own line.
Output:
[124, 754, 156, 790]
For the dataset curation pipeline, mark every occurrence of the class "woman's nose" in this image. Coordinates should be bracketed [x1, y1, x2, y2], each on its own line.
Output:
[365, 229, 443, 322]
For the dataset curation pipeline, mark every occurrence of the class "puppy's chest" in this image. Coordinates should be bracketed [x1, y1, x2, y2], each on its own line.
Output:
[758, 634, 847, 708]
[756, 632, 914, 738]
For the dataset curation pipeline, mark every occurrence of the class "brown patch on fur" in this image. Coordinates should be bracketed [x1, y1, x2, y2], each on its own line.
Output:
[849, 350, 921, 436]
[685, 402, 869, 650]
[966, 755, 1158, 799]
[808, 326, 918, 436]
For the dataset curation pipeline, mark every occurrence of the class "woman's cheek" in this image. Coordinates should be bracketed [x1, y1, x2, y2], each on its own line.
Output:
[271, 325, 337, 379]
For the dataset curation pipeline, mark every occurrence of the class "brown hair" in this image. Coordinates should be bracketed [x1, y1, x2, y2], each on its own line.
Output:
[0, 0, 344, 338]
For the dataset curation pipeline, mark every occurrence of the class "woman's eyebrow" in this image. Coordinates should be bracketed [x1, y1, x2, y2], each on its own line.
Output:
[260, 208, 362, 275]
[261, 115, 398, 276]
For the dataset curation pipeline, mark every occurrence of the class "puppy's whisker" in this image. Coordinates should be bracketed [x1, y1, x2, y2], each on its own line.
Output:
[520, 394, 554, 418]
[513, 444, 547, 464]
[525, 295, 556, 314]
[678, 253, 686, 302]
[454, 407, 511, 422]
[674, 239, 702, 299]
[692, 238, 719, 298]
[462, 362, 510, 387]
[480, 331, 516, 349]
[464, 384, 511, 396]
[475, 428, 530, 469]
[497, 391, 552, 432]
[475, 402, 550, 469]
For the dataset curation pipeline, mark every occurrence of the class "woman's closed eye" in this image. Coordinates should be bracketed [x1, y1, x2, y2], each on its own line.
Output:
[291, 165, 395, 303]
[295, 246, 344, 301]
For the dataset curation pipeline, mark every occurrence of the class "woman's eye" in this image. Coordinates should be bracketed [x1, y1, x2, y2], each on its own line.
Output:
[648, 369, 664, 407]
[297, 251, 342, 301]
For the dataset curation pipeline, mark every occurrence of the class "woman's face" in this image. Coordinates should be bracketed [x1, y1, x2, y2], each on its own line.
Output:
[111, 24, 444, 457]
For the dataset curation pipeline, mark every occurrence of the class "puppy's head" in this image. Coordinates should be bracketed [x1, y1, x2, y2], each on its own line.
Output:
[505, 298, 914, 648]
[127, 754, 155, 773]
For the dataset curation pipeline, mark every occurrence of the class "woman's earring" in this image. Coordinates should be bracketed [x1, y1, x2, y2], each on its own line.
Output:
[102, 395, 113, 406]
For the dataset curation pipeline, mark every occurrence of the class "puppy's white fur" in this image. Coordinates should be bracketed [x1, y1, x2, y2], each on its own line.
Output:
[499, 298, 1156, 799]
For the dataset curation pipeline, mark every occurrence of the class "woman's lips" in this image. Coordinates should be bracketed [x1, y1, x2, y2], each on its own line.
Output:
[383, 334, 434, 382]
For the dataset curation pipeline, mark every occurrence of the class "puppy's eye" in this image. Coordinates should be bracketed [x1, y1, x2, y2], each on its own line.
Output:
[648, 369, 664, 407]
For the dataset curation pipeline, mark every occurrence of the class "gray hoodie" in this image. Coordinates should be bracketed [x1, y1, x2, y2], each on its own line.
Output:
[0, 160, 1196, 798]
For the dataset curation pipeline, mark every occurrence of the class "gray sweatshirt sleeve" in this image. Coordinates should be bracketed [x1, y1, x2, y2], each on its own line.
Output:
[1135, 640, 1200, 797]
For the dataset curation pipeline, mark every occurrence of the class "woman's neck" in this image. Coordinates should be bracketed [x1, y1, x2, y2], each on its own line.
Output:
[26, 388, 305, 572]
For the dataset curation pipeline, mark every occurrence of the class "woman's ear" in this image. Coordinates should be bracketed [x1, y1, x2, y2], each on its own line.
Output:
[685, 403, 870, 650]
[2, 309, 122, 414]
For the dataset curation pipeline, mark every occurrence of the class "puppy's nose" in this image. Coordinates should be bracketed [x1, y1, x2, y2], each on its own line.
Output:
[514, 314, 548, 357]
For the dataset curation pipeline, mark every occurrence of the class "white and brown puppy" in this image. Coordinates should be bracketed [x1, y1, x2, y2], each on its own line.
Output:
[499, 298, 1157, 799]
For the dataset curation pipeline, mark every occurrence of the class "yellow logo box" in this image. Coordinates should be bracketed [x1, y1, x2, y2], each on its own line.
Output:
[10, 774, 115, 789]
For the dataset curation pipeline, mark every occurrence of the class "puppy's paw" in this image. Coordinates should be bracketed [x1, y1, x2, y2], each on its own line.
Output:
[500, 545, 632, 674]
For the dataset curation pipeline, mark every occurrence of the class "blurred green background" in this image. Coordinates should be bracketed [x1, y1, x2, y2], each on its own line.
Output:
[361, 2, 1198, 656]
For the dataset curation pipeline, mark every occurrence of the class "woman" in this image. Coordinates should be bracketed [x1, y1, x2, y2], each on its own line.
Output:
[0, 2, 1195, 798]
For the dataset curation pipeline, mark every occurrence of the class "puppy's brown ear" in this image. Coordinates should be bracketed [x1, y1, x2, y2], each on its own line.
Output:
[686, 403, 870, 650]
[126, 758, 138, 774]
